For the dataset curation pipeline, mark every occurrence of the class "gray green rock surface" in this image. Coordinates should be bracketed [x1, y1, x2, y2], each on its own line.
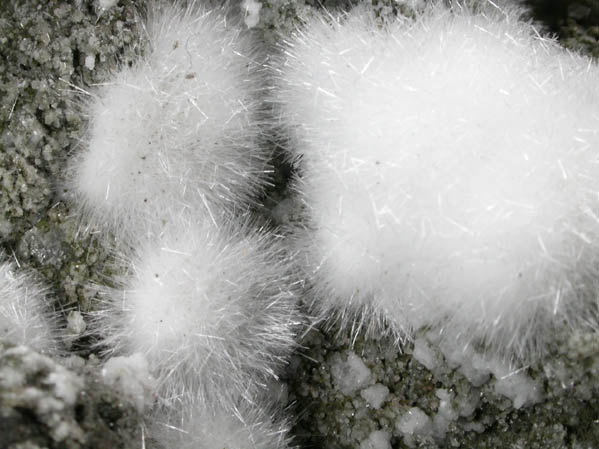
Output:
[0, 340, 142, 449]
[286, 324, 599, 448]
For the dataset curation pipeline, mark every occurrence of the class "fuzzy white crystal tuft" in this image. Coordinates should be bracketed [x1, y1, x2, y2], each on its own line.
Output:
[0, 257, 59, 354]
[68, 3, 270, 240]
[92, 213, 299, 406]
[275, 0, 599, 359]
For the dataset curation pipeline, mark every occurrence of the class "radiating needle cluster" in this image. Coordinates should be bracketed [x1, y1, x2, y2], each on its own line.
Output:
[273, 1, 599, 359]
[67, 2, 298, 448]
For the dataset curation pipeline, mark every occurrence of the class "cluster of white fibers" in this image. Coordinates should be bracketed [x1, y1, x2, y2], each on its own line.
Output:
[274, 1, 599, 358]
[151, 396, 291, 449]
[67, 1, 271, 240]
[0, 256, 60, 354]
[92, 213, 299, 407]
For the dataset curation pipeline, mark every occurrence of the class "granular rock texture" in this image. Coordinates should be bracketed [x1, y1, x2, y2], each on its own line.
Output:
[0, 0, 141, 244]
[0, 340, 142, 449]
[286, 326, 599, 449]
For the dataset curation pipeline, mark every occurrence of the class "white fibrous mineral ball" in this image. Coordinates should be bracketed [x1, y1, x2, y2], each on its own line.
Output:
[0, 257, 59, 354]
[94, 214, 299, 405]
[275, 2, 599, 358]
[152, 398, 291, 449]
[69, 3, 270, 239]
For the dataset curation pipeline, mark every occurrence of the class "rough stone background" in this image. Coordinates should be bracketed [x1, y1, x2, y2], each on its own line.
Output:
[0, 0, 598, 448]
[0, 341, 142, 449]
